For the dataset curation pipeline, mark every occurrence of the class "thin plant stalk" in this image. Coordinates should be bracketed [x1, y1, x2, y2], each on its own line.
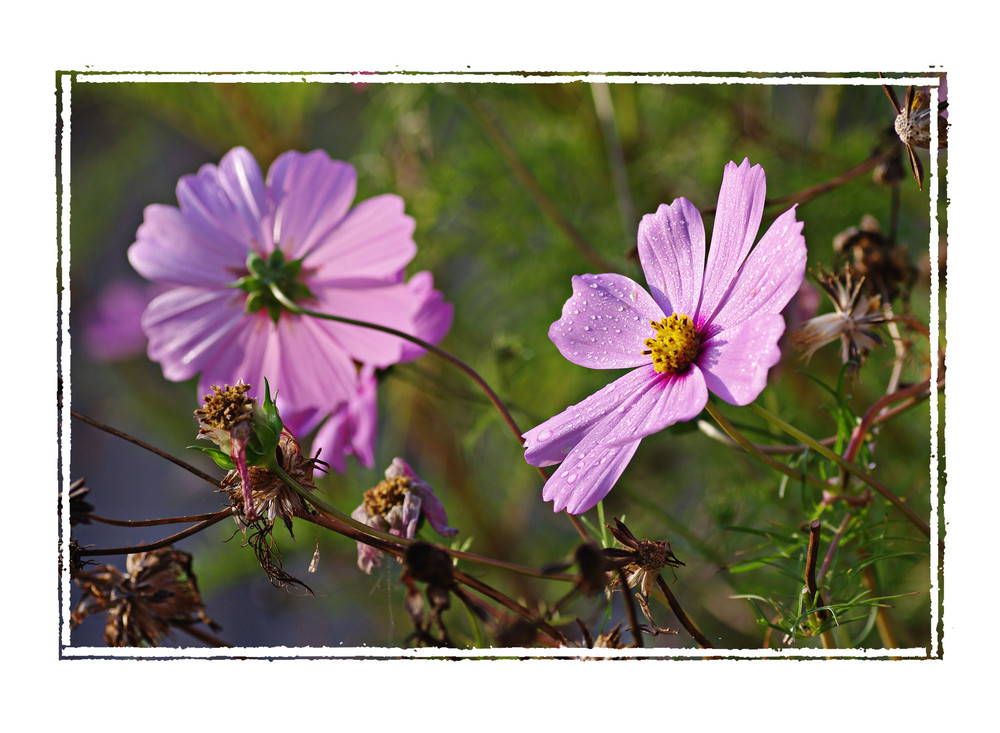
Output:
[748, 403, 931, 538]
[703, 401, 831, 492]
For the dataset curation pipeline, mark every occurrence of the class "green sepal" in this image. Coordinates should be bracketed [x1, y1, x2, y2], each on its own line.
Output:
[243, 377, 284, 466]
[187, 444, 237, 470]
[246, 251, 269, 278]
[245, 291, 266, 314]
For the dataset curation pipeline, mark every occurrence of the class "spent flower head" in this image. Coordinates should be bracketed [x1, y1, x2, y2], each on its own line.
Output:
[129, 146, 452, 468]
[220, 428, 322, 531]
[192, 380, 283, 519]
[833, 215, 914, 302]
[880, 75, 948, 189]
[790, 265, 886, 372]
[351, 458, 457, 574]
[523, 159, 807, 513]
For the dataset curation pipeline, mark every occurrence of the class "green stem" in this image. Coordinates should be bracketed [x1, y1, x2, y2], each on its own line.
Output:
[703, 401, 830, 492]
[747, 403, 931, 538]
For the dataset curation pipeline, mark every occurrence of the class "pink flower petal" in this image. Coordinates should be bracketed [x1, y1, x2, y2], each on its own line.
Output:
[523, 374, 634, 468]
[699, 314, 786, 405]
[267, 150, 357, 261]
[548, 274, 664, 370]
[541, 419, 643, 514]
[524, 364, 706, 465]
[142, 287, 247, 381]
[81, 279, 160, 361]
[311, 365, 377, 472]
[637, 199, 706, 318]
[697, 159, 767, 323]
[198, 313, 360, 434]
[416, 491, 458, 537]
[177, 147, 272, 256]
[304, 194, 417, 284]
[707, 206, 807, 332]
[309, 280, 422, 366]
[130, 204, 248, 287]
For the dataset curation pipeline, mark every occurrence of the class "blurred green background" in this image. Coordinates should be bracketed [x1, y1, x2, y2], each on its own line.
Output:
[65, 74, 942, 650]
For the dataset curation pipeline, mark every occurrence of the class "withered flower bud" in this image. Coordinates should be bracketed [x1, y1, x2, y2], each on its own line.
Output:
[880, 75, 948, 189]
[352, 458, 457, 574]
[833, 215, 914, 302]
[603, 517, 683, 599]
[66, 478, 94, 526]
[192, 380, 284, 521]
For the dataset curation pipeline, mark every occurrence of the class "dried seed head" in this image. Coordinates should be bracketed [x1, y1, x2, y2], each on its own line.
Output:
[194, 382, 253, 440]
[71, 547, 218, 647]
[604, 517, 684, 598]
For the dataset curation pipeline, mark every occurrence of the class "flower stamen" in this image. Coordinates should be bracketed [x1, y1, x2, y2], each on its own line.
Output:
[643, 314, 700, 374]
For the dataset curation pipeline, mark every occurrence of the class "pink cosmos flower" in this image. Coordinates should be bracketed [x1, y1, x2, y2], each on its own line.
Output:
[128, 146, 451, 463]
[523, 159, 807, 514]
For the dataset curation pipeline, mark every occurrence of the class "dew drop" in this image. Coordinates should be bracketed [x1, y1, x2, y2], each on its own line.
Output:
[538, 429, 552, 442]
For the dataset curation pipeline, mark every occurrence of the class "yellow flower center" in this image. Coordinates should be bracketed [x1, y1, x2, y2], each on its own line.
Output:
[643, 314, 700, 374]
[362, 476, 411, 518]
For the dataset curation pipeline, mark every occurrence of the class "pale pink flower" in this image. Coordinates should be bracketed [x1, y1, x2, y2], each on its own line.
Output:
[80, 278, 163, 361]
[128, 146, 451, 460]
[523, 159, 807, 514]
[352, 458, 457, 574]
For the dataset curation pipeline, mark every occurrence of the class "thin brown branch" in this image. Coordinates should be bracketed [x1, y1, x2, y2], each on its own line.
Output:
[805, 520, 836, 649]
[654, 575, 713, 649]
[71, 410, 221, 488]
[78, 513, 232, 557]
[87, 509, 233, 527]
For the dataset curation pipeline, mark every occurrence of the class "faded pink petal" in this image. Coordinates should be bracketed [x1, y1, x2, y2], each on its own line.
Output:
[312, 365, 377, 473]
[229, 423, 256, 520]
[386, 458, 457, 538]
[399, 271, 454, 362]
[81, 279, 162, 361]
